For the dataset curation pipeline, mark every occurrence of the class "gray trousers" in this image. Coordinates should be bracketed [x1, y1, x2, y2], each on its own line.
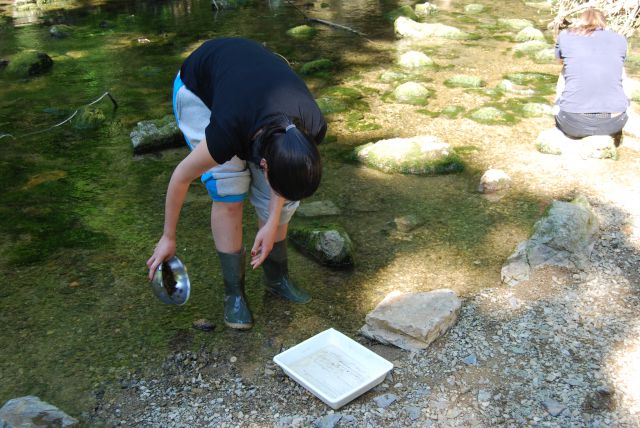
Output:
[555, 110, 628, 139]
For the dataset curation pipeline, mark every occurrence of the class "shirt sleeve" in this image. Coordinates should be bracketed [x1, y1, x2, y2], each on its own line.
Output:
[204, 114, 237, 165]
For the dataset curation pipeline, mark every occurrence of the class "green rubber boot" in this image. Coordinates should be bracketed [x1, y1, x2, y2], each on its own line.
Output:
[263, 240, 311, 304]
[218, 249, 253, 330]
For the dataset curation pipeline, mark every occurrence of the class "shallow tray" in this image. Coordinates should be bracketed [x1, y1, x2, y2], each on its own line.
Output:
[273, 328, 393, 409]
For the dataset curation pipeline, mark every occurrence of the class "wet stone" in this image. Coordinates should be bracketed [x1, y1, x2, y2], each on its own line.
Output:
[514, 26, 545, 42]
[398, 51, 433, 69]
[354, 135, 463, 175]
[464, 4, 485, 13]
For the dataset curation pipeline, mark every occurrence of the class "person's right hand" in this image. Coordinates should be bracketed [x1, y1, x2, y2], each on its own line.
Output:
[146, 235, 176, 280]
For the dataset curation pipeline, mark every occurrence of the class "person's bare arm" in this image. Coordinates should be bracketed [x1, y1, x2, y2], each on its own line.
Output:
[250, 192, 285, 269]
[147, 141, 218, 279]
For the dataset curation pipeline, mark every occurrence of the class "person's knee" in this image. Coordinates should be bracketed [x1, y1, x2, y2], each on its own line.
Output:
[213, 201, 243, 218]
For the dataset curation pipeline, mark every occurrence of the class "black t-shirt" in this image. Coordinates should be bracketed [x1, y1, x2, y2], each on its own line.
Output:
[180, 38, 327, 164]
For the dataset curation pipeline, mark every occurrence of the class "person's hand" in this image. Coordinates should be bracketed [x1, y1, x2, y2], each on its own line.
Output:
[250, 222, 277, 269]
[146, 235, 176, 280]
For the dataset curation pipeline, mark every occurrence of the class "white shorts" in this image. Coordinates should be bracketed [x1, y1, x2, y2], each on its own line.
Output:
[172, 73, 299, 224]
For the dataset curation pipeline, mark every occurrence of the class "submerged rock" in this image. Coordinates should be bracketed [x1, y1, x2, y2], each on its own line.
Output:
[300, 58, 333, 75]
[394, 17, 471, 40]
[73, 106, 106, 130]
[355, 135, 464, 175]
[414, 2, 439, 18]
[360, 289, 462, 351]
[398, 51, 433, 69]
[535, 127, 618, 159]
[49, 24, 73, 38]
[286, 24, 316, 39]
[444, 74, 485, 88]
[464, 4, 485, 13]
[501, 195, 599, 286]
[4, 50, 53, 77]
[289, 226, 354, 268]
[296, 200, 341, 217]
[130, 115, 184, 154]
[393, 81, 430, 105]
[0, 396, 79, 428]
[498, 18, 534, 31]
[478, 169, 511, 193]
[514, 26, 545, 42]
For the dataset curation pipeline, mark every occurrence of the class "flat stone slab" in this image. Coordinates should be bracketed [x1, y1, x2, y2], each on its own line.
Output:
[536, 127, 617, 159]
[501, 195, 599, 286]
[0, 396, 79, 428]
[355, 135, 463, 175]
[360, 289, 462, 351]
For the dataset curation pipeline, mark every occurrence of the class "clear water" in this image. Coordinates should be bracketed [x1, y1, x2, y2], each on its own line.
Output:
[1, 0, 637, 421]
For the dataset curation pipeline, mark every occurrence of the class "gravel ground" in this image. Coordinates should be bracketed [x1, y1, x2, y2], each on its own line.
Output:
[89, 201, 640, 427]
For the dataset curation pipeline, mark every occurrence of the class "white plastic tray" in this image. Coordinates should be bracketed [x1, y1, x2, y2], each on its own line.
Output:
[273, 328, 393, 409]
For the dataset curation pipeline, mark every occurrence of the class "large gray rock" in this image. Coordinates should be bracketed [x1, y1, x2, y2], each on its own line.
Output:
[0, 396, 79, 428]
[354, 135, 464, 175]
[535, 127, 618, 159]
[394, 17, 470, 40]
[501, 195, 599, 286]
[289, 226, 354, 267]
[360, 289, 462, 351]
[130, 115, 184, 154]
[296, 200, 341, 218]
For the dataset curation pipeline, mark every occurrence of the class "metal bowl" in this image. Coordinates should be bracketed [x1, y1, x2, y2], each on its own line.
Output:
[150, 256, 191, 305]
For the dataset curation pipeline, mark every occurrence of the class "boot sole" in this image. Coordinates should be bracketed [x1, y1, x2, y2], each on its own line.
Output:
[224, 320, 253, 330]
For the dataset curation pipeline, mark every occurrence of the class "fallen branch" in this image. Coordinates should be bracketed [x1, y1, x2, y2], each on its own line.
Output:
[0, 91, 118, 140]
[285, 0, 369, 38]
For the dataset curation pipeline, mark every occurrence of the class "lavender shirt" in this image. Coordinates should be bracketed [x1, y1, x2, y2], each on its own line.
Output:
[555, 29, 628, 113]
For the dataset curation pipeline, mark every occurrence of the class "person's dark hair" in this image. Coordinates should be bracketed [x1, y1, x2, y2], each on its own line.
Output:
[259, 117, 322, 201]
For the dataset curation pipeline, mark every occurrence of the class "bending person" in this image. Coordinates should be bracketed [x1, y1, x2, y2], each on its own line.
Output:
[147, 38, 327, 330]
[554, 8, 629, 140]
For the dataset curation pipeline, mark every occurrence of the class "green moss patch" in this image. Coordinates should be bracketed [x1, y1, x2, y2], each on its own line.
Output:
[286, 24, 317, 39]
[300, 58, 334, 76]
[315, 86, 368, 115]
[4, 50, 53, 77]
[444, 74, 485, 88]
[386, 5, 418, 22]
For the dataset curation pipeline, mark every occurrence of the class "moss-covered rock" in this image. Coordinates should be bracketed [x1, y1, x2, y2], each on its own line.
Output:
[345, 111, 382, 132]
[440, 105, 465, 118]
[380, 70, 410, 83]
[72, 107, 106, 130]
[398, 51, 433, 69]
[130, 115, 184, 154]
[497, 79, 535, 95]
[444, 74, 485, 88]
[300, 58, 334, 76]
[534, 48, 556, 63]
[354, 135, 464, 175]
[513, 40, 551, 54]
[522, 102, 553, 117]
[498, 18, 534, 31]
[504, 72, 556, 85]
[4, 50, 53, 77]
[289, 225, 354, 268]
[393, 81, 431, 105]
[386, 5, 419, 22]
[286, 24, 317, 39]
[395, 17, 471, 40]
[315, 86, 367, 115]
[514, 26, 545, 42]
[469, 106, 509, 124]
[464, 4, 485, 13]
[415, 2, 439, 18]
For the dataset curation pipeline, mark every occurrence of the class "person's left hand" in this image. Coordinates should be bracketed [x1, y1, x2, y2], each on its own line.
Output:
[250, 222, 277, 269]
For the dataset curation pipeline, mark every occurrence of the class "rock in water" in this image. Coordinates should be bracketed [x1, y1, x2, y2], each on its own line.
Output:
[130, 115, 184, 154]
[0, 396, 79, 427]
[360, 289, 462, 351]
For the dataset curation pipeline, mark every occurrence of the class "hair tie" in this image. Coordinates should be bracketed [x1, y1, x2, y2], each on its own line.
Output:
[285, 124, 296, 132]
